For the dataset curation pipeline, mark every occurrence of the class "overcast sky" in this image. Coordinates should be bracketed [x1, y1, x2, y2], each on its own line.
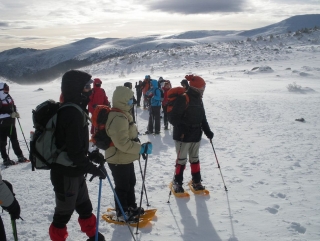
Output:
[0, 0, 319, 51]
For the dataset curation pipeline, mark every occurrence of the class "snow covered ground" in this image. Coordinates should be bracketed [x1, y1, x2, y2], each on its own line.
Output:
[1, 35, 320, 241]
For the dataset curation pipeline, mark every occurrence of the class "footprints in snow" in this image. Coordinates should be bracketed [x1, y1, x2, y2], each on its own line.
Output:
[265, 204, 280, 214]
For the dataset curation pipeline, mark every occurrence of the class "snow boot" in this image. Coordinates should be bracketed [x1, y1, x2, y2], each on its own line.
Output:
[192, 181, 205, 191]
[128, 206, 145, 217]
[17, 155, 28, 163]
[172, 180, 184, 193]
[87, 232, 105, 241]
[3, 157, 15, 166]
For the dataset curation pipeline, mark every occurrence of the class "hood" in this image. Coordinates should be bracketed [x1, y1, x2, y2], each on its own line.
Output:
[0, 83, 8, 100]
[112, 86, 134, 112]
[94, 78, 102, 85]
[61, 70, 92, 104]
[150, 79, 158, 88]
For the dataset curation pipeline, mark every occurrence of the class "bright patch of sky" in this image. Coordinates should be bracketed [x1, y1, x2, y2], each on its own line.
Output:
[0, 0, 319, 51]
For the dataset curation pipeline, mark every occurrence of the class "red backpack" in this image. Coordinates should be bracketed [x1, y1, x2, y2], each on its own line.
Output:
[91, 105, 125, 150]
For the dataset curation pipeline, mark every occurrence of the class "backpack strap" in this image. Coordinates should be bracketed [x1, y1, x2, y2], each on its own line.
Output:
[60, 103, 91, 126]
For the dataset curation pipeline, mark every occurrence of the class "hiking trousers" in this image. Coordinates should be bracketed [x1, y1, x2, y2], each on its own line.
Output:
[174, 141, 202, 184]
[148, 106, 161, 133]
[50, 170, 93, 228]
[108, 162, 137, 213]
[0, 123, 23, 159]
[174, 141, 200, 165]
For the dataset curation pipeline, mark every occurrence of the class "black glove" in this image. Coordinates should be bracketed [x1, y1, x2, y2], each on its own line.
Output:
[88, 163, 107, 180]
[88, 150, 105, 165]
[206, 131, 214, 140]
[3, 198, 21, 220]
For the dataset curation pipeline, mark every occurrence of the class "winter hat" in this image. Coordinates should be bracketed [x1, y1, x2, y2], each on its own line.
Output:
[124, 82, 133, 89]
[94, 78, 102, 85]
[185, 75, 205, 89]
[61, 70, 92, 103]
[180, 79, 189, 88]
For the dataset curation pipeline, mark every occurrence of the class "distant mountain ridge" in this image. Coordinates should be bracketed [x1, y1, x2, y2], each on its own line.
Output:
[0, 14, 319, 84]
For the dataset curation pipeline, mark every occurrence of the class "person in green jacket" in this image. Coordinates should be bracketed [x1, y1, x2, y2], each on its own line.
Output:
[105, 86, 152, 222]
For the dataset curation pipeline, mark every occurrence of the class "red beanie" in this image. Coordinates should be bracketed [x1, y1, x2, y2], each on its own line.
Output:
[185, 75, 205, 89]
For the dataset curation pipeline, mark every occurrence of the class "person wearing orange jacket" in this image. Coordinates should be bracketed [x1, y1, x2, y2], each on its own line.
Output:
[88, 78, 110, 134]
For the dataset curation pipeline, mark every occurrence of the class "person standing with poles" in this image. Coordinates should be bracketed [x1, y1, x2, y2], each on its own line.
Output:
[104, 86, 152, 222]
[161, 80, 172, 130]
[0, 169, 21, 241]
[135, 80, 143, 107]
[49, 70, 107, 241]
[0, 82, 28, 166]
[145, 79, 162, 134]
[168, 75, 214, 193]
[88, 78, 110, 134]
[124, 82, 137, 123]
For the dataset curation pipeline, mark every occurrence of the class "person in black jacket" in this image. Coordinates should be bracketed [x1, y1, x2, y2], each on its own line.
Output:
[135, 80, 143, 107]
[124, 82, 137, 123]
[0, 83, 28, 166]
[49, 70, 107, 241]
[169, 75, 214, 193]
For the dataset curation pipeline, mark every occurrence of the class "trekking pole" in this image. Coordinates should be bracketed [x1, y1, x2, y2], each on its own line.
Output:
[16, 118, 30, 152]
[11, 216, 18, 241]
[135, 149, 149, 234]
[210, 139, 228, 192]
[135, 104, 138, 129]
[7, 124, 13, 156]
[94, 177, 102, 241]
[138, 155, 150, 206]
[105, 167, 137, 241]
[167, 141, 182, 203]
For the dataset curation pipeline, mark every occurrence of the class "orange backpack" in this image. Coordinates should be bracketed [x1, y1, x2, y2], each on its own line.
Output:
[91, 105, 125, 150]
[166, 87, 189, 113]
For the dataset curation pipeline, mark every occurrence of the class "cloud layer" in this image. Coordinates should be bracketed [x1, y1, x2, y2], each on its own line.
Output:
[0, 0, 319, 51]
[147, 0, 247, 14]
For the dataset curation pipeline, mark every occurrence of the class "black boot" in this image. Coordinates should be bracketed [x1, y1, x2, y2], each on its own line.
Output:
[3, 157, 15, 166]
[87, 232, 105, 241]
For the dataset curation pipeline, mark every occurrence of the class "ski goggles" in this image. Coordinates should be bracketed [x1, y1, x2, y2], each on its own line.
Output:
[0, 83, 9, 92]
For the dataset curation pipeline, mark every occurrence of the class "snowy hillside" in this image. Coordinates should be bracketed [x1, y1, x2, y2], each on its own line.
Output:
[0, 17, 320, 241]
[0, 14, 319, 84]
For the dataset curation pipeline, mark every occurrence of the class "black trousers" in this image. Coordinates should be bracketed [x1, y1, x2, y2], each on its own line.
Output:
[148, 106, 161, 133]
[108, 162, 137, 214]
[162, 105, 168, 128]
[0, 120, 23, 159]
[136, 91, 142, 106]
[50, 170, 93, 228]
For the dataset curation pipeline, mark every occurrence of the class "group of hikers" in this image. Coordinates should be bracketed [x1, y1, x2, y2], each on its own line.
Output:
[0, 70, 213, 241]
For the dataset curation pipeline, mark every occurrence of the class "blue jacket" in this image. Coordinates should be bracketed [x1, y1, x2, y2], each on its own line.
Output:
[146, 79, 161, 107]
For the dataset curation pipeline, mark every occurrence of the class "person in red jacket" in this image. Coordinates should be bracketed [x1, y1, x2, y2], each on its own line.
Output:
[162, 80, 172, 130]
[88, 78, 110, 134]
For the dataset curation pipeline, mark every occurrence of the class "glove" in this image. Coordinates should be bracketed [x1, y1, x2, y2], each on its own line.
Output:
[88, 150, 105, 165]
[2, 198, 21, 220]
[11, 112, 20, 118]
[92, 104, 97, 109]
[88, 163, 107, 180]
[206, 131, 214, 140]
[140, 142, 152, 154]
